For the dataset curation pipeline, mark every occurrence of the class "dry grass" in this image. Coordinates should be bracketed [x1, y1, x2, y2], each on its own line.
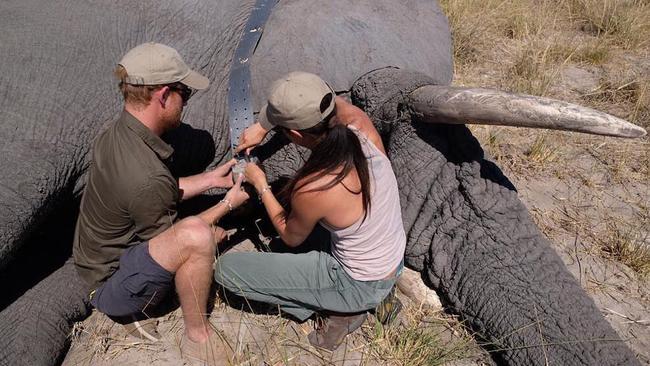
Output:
[585, 139, 649, 184]
[525, 134, 558, 166]
[563, 40, 611, 65]
[440, 0, 566, 68]
[546, 191, 650, 280]
[443, 0, 650, 307]
[66, 292, 485, 366]
[598, 220, 650, 278]
[506, 41, 564, 95]
[584, 76, 650, 128]
[440, 0, 500, 65]
[442, 0, 650, 100]
[564, 0, 650, 49]
[363, 305, 482, 365]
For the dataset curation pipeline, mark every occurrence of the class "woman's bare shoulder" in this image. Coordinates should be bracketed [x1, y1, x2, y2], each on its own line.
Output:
[294, 170, 338, 196]
[334, 97, 386, 155]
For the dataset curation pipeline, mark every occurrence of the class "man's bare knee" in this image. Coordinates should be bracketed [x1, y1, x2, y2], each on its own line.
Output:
[151, 216, 215, 269]
[174, 216, 215, 256]
[152, 216, 215, 255]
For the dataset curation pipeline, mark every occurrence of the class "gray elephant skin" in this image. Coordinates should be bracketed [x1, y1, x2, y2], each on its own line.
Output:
[0, 0, 640, 365]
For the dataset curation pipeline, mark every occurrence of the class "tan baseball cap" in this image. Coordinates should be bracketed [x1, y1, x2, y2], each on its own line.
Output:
[118, 42, 209, 90]
[258, 72, 335, 131]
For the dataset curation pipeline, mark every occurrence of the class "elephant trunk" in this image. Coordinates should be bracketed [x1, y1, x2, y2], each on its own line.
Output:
[352, 67, 640, 365]
[0, 259, 90, 366]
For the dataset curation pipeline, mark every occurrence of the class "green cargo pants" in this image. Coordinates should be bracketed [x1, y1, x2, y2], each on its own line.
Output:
[214, 250, 397, 321]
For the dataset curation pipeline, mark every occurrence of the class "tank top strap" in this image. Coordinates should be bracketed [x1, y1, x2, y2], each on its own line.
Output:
[347, 125, 381, 158]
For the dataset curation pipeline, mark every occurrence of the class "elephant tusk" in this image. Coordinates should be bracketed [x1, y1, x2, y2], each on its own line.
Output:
[407, 86, 647, 138]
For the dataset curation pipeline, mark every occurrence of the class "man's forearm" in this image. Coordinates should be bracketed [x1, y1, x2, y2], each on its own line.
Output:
[178, 173, 215, 201]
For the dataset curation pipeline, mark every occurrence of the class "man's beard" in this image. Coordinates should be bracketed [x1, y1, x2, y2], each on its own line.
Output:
[163, 107, 183, 131]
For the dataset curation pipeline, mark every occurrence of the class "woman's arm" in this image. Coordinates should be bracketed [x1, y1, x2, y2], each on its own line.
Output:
[245, 163, 323, 247]
[196, 175, 249, 225]
[235, 122, 271, 154]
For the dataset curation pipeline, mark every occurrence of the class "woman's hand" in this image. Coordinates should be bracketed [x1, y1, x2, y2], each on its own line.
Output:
[235, 122, 269, 154]
[243, 161, 268, 192]
[224, 175, 250, 209]
[209, 159, 236, 189]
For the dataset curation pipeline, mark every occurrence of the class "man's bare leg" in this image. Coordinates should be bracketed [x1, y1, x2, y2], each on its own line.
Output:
[148, 216, 223, 342]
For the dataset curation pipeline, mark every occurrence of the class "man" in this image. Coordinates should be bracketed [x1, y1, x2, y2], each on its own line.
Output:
[216, 72, 405, 350]
[73, 42, 248, 364]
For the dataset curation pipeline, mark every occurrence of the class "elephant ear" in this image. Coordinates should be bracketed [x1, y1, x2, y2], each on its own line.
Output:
[249, 0, 453, 109]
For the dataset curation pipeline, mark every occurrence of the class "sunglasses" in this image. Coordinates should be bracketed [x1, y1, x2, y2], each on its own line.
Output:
[169, 84, 195, 103]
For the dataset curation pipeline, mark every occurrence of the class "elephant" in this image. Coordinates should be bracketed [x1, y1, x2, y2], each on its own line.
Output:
[0, 0, 646, 365]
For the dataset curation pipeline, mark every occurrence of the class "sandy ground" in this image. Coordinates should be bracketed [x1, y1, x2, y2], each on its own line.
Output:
[517, 167, 650, 364]
[62, 239, 491, 366]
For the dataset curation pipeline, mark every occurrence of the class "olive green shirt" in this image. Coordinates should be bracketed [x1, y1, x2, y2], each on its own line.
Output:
[73, 111, 179, 290]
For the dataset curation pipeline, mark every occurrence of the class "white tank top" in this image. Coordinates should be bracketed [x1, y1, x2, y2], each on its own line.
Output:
[320, 126, 406, 281]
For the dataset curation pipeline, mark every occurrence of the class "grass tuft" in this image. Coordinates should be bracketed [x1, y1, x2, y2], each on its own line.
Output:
[565, 0, 650, 49]
[525, 134, 558, 165]
[364, 307, 478, 366]
[440, 0, 499, 66]
[506, 40, 569, 96]
[548, 40, 611, 65]
[497, 0, 558, 40]
[570, 42, 610, 64]
[598, 220, 650, 278]
[582, 76, 650, 127]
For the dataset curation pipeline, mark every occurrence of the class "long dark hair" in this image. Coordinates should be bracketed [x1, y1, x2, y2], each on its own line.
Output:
[281, 104, 372, 221]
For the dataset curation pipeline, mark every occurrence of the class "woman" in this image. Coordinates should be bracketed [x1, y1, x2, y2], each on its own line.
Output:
[214, 72, 405, 350]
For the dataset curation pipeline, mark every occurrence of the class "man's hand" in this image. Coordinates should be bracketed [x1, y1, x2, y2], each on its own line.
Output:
[208, 159, 236, 189]
[179, 159, 238, 200]
[235, 122, 269, 154]
[224, 175, 250, 209]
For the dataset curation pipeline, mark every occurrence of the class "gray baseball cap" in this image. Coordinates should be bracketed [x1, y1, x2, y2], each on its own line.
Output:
[258, 72, 335, 131]
[118, 42, 209, 90]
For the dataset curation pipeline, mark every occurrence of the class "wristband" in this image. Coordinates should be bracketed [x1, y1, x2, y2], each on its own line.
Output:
[258, 185, 271, 200]
[219, 198, 233, 211]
